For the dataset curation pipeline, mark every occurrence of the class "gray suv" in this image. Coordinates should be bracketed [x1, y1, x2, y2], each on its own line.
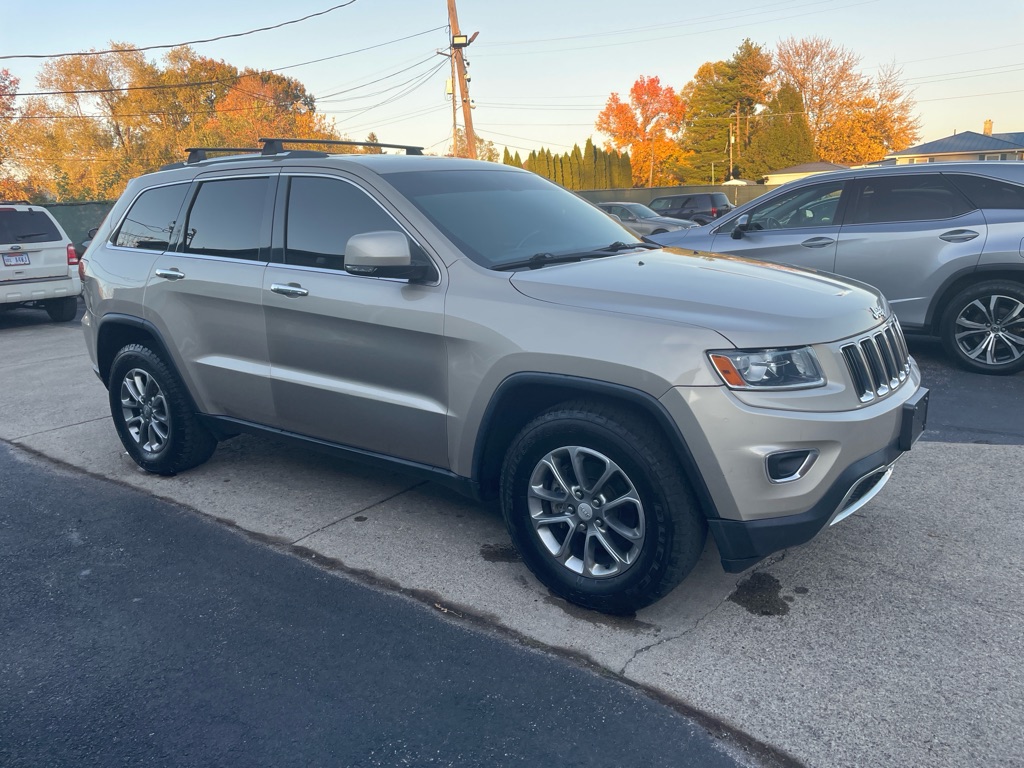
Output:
[80, 139, 928, 614]
[652, 163, 1024, 375]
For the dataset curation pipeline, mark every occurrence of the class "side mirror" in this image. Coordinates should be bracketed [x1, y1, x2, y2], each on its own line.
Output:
[730, 213, 750, 240]
[344, 231, 434, 282]
[87, 226, 99, 238]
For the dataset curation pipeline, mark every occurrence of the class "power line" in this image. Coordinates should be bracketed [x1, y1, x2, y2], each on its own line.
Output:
[10, 27, 447, 99]
[0, 2, 359, 61]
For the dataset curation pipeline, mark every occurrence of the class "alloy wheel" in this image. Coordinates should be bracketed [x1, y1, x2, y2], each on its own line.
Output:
[527, 445, 646, 579]
[119, 368, 171, 454]
[953, 294, 1024, 366]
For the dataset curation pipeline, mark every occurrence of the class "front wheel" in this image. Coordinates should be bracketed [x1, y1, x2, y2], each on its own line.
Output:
[940, 281, 1024, 375]
[108, 343, 217, 474]
[500, 402, 706, 614]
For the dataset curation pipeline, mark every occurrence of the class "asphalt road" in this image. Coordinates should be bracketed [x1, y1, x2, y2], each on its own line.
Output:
[0, 441, 759, 768]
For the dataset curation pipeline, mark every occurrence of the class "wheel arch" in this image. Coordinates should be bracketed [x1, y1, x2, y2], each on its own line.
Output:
[96, 314, 179, 390]
[471, 373, 720, 519]
[924, 265, 1024, 334]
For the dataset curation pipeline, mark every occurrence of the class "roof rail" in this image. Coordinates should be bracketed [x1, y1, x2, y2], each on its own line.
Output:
[184, 147, 262, 164]
[258, 137, 424, 155]
[0, 200, 32, 205]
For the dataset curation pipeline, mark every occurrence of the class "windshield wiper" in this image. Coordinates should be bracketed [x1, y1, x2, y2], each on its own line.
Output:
[493, 252, 597, 272]
[493, 241, 658, 272]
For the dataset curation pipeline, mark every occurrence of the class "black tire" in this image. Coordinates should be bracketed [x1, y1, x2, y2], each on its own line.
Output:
[940, 281, 1024, 375]
[500, 401, 706, 614]
[45, 296, 78, 322]
[108, 343, 217, 475]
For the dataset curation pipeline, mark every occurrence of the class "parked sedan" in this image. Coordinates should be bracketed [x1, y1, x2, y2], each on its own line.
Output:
[650, 162, 1024, 375]
[597, 202, 697, 236]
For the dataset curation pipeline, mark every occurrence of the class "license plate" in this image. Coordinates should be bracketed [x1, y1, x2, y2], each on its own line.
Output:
[899, 387, 929, 450]
[3, 253, 30, 266]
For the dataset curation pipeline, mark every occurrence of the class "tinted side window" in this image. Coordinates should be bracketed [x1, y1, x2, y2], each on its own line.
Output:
[721, 180, 844, 234]
[114, 184, 189, 250]
[284, 176, 405, 270]
[649, 198, 671, 211]
[0, 209, 62, 244]
[710, 193, 731, 208]
[183, 177, 270, 261]
[946, 173, 1024, 209]
[849, 174, 975, 224]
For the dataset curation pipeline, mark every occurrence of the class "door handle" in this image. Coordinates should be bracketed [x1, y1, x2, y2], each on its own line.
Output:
[939, 229, 980, 243]
[154, 268, 185, 281]
[801, 237, 835, 248]
[270, 282, 309, 298]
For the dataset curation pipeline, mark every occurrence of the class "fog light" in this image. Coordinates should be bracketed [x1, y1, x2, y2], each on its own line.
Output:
[766, 449, 819, 483]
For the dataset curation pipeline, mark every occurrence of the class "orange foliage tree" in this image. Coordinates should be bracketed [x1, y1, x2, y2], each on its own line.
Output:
[775, 36, 919, 164]
[596, 76, 687, 187]
[7, 45, 345, 201]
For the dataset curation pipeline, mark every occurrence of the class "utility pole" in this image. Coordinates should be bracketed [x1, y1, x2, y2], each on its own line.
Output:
[446, 0, 477, 159]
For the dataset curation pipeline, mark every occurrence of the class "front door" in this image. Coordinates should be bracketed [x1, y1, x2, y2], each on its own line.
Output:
[710, 179, 846, 272]
[262, 173, 449, 468]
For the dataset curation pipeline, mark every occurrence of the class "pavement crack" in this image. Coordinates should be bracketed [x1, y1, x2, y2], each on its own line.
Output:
[11, 416, 111, 441]
[619, 593, 732, 677]
[289, 481, 428, 546]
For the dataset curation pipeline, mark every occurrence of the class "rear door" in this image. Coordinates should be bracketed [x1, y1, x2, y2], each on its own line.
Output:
[835, 173, 984, 328]
[0, 206, 70, 284]
[144, 172, 276, 423]
[709, 178, 846, 270]
[262, 172, 448, 467]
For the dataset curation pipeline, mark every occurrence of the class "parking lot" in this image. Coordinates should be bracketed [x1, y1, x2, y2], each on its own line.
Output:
[2, 301, 1022, 768]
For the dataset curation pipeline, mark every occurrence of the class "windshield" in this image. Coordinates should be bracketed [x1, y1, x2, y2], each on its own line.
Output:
[384, 169, 643, 269]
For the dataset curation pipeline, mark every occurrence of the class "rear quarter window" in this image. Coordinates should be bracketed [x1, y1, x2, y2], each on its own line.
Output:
[0, 209, 62, 245]
[114, 183, 189, 250]
[947, 174, 1024, 209]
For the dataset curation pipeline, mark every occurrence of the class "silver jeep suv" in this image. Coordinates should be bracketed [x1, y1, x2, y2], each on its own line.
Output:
[80, 139, 928, 614]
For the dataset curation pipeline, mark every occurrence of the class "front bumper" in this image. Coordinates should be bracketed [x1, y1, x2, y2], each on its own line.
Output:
[660, 378, 929, 572]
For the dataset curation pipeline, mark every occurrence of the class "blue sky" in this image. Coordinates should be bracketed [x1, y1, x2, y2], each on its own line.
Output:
[2, 0, 1021, 156]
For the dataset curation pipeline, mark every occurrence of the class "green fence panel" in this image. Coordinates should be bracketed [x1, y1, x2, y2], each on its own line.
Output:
[45, 202, 117, 249]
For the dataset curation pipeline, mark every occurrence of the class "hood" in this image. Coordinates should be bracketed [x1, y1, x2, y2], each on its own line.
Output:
[509, 247, 887, 348]
[647, 216, 691, 228]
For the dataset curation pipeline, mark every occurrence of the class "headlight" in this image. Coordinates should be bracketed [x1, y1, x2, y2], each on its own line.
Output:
[708, 347, 825, 390]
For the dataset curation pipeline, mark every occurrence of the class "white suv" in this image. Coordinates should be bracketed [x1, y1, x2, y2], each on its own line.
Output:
[1, 201, 81, 322]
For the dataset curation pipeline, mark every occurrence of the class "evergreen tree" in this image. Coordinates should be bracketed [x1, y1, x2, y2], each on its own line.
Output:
[502, 147, 514, 166]
[744, 84, 816, 179]
[512, 151, 523, 167]
[582, 139, 597, 189]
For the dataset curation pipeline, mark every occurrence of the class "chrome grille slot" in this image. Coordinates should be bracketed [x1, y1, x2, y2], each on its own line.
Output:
[841, 317, 911, 403]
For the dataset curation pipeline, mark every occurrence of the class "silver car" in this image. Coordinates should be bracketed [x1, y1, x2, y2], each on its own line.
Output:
[652, 162, 1024, 375]
[597, 202, 696, 236]
[80, 140, 927, 613]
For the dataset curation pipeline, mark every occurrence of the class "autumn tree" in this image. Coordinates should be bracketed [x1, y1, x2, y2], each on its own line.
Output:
[743, 84, 816, 178]
[775, 36, 919, 164]
[596, 76, 686, 187]
[9, 44, 342, 201]
[450, 128, 499, 161]
[0, 69, 27, 199]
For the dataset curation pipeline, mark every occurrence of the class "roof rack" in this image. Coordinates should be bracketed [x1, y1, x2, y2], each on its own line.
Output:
[258, 137, 423, 155]
[184, 147, 261, 164]
[0, 200, 32, 205]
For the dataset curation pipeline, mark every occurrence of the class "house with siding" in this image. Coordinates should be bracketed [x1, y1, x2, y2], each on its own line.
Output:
[887, 121, 1024, 164]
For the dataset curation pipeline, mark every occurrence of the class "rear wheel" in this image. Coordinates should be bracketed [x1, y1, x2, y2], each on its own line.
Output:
[108, 343, 217, 474]
[44, 296, 78, 322]
[500, 401, 706, 614]
[940, 281, 1024, 375]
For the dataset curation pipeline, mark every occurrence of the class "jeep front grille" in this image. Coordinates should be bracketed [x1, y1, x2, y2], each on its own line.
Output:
[841, 317, 911, 403]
